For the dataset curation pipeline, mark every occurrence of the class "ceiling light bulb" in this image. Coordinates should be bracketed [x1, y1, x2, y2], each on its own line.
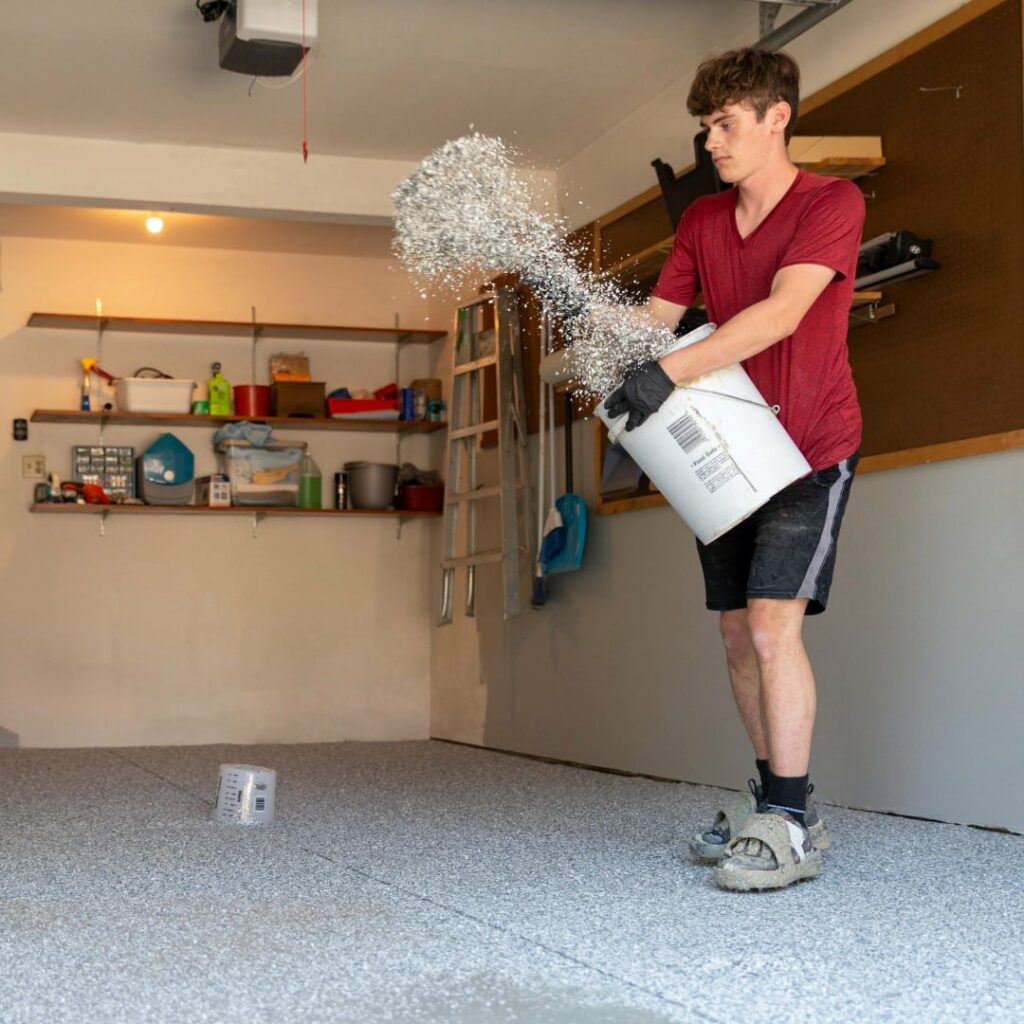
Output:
[146, 216, 164, 235]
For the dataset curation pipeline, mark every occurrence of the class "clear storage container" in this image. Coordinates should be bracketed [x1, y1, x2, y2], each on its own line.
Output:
[217, 439, 307, 507]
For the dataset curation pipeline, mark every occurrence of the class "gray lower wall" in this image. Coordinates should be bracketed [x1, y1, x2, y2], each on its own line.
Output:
[433, 422, 1024, 833]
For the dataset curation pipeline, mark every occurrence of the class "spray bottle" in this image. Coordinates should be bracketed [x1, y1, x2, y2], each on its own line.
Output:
[208, 362, 232, 417]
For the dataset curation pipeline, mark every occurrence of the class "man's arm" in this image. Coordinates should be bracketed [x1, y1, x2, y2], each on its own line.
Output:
[604, 262, 836, 431]
[658, 262, 835, 384]
[646, 296, 688, 331]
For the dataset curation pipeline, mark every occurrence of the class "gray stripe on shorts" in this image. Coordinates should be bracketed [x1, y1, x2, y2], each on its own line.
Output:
[797, 457, 854, 600]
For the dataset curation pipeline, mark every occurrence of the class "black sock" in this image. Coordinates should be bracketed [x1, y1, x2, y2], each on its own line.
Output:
[767, 772, 809, 826]
[755, 758, 771, 799]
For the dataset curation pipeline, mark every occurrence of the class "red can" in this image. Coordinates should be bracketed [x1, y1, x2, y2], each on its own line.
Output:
[233, 385, 271, 417]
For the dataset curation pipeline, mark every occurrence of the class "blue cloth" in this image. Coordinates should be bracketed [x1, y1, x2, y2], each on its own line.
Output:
[211, 421, 274, 447]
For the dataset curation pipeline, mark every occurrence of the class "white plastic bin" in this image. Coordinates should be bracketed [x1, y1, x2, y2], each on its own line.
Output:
[595, 324, 810, 544]
[114, 377, 196, 413]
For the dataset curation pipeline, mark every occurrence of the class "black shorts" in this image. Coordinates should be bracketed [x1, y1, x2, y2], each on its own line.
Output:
[695, 453, 859, 616]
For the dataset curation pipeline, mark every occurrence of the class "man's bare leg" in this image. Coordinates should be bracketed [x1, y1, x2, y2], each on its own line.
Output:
[746, 597, 814, 776]
[718, 609, 769, 761]
[693, 600, 821, 854]
[711, 597, 824, 885]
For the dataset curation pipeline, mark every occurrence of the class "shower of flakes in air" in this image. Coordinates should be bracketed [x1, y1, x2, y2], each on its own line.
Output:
[392, 133, 679, 398]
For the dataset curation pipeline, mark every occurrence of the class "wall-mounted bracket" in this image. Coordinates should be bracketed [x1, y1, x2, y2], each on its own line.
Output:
[752, 0, 853, 51]
[760, 2, 783, 36]
[849, 298, 896, 328]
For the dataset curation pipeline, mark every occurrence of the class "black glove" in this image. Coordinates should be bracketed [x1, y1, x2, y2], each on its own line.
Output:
[603, 360, 675, 431]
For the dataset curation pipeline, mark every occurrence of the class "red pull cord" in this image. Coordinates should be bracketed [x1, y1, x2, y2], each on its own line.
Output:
[301, 0, 309, 162]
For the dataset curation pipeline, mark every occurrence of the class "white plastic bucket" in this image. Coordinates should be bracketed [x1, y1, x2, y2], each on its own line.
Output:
[595, 323, 810, 544]
[213, 764, 277, 826]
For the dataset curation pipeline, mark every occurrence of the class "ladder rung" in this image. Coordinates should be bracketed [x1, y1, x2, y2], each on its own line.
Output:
[450, 421, 499, 440]
[442, 551, 504, 569]
[453, 355, 498, 375]
[446, 486, 501, 503]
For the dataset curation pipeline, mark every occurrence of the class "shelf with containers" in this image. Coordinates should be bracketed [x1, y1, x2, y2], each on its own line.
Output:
[26, 313, 446, 346]
[29, 409, 445, 435]
[26, 311, 449, 527]
[29, 504, 440, 521]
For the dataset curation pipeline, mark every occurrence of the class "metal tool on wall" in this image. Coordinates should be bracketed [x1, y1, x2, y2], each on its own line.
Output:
[439, 287, 533, 624]
[532, 309, 558, 608]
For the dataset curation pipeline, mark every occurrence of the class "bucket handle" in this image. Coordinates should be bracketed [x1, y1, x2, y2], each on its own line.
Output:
[682, 386, 781, 415]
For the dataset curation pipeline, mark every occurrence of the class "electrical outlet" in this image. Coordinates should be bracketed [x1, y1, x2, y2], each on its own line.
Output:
[22, 455, 46, 479]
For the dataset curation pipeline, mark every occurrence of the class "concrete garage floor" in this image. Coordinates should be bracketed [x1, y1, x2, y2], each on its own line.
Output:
[2, 741, 1022, 1023]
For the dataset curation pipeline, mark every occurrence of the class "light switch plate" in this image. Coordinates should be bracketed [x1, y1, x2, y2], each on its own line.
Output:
[22, 455, 46, 479]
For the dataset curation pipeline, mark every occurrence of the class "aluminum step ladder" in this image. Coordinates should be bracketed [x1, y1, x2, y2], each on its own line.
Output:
[439, 287, 533, 624]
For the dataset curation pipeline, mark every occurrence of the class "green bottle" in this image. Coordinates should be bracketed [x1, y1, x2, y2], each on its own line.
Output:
[297, 453, 322, 509]
[208, 362, 232, 417]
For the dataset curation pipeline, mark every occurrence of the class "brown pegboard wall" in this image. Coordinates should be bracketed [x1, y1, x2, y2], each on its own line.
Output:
[598, 196, 672, 271]
[796, 0, 1024, 454]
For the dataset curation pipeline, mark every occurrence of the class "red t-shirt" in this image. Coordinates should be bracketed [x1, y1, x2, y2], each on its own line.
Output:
[651, 169, 865, 471]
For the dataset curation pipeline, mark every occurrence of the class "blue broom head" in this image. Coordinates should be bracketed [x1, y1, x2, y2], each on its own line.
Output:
[544, 494, 587, 574]
[540, 506, 565, 565]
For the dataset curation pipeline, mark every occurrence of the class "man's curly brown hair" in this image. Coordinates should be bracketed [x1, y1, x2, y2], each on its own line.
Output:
[687, 48, 800, 143]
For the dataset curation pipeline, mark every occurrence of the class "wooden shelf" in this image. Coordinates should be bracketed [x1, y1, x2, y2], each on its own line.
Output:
[27, 313, 446, 346]
[30, 503, 441, 520]
[850, 290, 883, 309]
[30, 409, 445, 434]
[788, 136, 885, 180]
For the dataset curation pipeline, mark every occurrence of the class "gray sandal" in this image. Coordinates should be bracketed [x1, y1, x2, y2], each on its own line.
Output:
[713, 811, 823, 891]
[689, 781, 831, 862]
[689, 780, 762, 861]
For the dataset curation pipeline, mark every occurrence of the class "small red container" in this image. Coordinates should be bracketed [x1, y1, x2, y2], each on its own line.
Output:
[327, 398, 400, 419]
[233, 385, 271, 417]
[400, 483, 445, 512]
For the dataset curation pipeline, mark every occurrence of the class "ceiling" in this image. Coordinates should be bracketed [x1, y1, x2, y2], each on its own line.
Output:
[0, 1, 766, 252]
[0, 0, 754, 166]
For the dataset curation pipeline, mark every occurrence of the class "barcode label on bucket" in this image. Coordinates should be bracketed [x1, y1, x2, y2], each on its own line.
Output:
[667, 413, 708, 454]
[666, 411, 746, 495]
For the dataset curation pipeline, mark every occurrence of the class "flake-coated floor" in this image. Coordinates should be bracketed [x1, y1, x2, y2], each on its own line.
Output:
[2, 741, 1021, 1023]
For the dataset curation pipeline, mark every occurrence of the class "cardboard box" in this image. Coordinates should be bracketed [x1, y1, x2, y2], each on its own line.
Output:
[197, 474, 232, 507]
[410, 378, 443, 403]
[270, 381, 326, 418]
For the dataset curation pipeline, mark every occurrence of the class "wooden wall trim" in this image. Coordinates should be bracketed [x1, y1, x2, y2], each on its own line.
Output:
[856, 430, 1024, 474]
[801, 0, 1008, 117]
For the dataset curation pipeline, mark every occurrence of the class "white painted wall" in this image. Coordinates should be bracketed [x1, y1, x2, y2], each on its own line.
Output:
[0, 234, 449, 747]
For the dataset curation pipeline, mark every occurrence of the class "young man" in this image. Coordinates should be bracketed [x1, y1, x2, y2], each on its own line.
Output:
[604, 48, 864, 890]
